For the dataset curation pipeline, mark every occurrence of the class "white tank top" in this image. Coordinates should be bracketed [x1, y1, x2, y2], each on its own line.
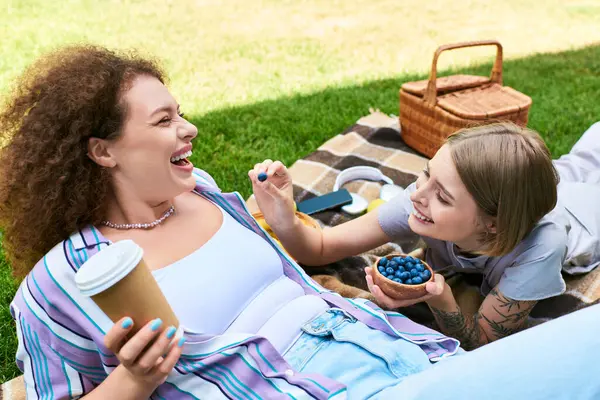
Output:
[152, 204, 329, 353]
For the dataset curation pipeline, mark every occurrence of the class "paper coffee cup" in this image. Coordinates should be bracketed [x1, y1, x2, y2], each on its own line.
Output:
[75, 240, 179, 336]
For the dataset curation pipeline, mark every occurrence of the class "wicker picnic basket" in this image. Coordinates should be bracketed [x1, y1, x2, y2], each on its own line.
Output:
[399, 40, 532, 158]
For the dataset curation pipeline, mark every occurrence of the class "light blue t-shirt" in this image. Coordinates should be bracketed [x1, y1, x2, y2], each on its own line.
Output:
[377, 181, 600, 301]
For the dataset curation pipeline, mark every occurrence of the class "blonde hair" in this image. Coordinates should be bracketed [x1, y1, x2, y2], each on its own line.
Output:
[446, 122, 559, 257]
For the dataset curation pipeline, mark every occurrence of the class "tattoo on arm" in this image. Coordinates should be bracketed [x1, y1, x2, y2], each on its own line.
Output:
[483, 288, 536, 337]
[429, 307, 487, 350]
[430, 288, 536, 350]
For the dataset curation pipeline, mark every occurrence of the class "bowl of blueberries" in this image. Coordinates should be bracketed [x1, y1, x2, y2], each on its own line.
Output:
[372, 253, 433, 300]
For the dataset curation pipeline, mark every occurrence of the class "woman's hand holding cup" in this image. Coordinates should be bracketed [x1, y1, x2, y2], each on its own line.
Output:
[75, 241, 186, 389]
[104, 317, 185, 388]
[249, 160, 296, 232]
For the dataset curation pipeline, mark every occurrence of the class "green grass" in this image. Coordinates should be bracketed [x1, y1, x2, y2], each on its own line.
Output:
[1, 0, 600, 384]
[2, 0, 600, 112]
[0, 241, 18, 383]
[190, 45, 600, 195]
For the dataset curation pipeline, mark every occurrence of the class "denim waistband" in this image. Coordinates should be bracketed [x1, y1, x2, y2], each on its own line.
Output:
[301, 308, 357, 336]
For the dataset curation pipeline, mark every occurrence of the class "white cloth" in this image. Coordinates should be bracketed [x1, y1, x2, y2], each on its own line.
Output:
[553, 121, 600, 274]
[152, 204, 329, 353]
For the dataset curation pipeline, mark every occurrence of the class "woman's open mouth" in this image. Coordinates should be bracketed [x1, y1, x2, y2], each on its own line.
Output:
[170, 150, 193, 170]
[412, 207, 434, 224]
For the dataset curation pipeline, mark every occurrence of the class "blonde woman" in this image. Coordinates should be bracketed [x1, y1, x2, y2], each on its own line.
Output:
[251, 121, 600, 350]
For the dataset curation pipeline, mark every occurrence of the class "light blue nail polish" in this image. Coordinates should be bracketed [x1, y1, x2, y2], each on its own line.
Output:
[177, 337, 186, 347]
[165, 326, 177, 339]
[121, 318, 133, 329]
[150, 318, 163, 331]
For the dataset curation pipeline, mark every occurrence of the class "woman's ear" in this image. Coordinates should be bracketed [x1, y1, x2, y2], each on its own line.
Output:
[87, 137, 116, 168]
[485, 217, 497, 234]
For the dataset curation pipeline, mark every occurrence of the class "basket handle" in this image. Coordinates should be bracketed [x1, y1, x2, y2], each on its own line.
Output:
[424, 40, 503, 106]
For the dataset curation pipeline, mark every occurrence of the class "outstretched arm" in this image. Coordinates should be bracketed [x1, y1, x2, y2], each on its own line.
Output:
[249, 160, 395, 266]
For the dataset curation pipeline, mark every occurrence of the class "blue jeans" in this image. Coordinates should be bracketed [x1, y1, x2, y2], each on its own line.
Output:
[285, 305, 600, 399]
[283, 308, 434, 399]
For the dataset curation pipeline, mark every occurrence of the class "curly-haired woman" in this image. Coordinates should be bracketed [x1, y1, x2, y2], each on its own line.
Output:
[1, 46, 598, 400]
[0, 45, 458, 399]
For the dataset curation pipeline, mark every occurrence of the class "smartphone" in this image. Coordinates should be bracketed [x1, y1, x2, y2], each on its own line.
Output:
[296, 189, 353, 215]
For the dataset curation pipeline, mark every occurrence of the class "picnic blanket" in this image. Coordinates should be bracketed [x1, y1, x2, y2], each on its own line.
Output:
[247, 110, 600, 327]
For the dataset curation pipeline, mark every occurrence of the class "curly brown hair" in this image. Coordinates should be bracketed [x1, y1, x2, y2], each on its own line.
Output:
[0, 45, 165, 278]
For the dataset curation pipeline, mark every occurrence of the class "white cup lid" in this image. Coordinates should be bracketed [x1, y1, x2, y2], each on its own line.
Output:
[75, 239, 143, 297]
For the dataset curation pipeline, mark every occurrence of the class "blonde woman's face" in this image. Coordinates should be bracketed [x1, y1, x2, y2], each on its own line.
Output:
[408, 144, 487, 251]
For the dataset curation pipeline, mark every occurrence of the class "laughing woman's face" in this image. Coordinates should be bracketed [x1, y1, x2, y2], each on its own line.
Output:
[96, 75, 199, 204]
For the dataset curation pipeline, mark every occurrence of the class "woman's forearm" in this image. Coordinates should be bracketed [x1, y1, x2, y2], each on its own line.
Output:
[426, 285, 489, 350]
[274, 209, 391, 267]
[82, 365, 158, 400]
[275, 216, 331, 265]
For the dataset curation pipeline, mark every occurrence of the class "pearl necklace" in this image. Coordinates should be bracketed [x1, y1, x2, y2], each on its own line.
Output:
[102, 206, 175, 230]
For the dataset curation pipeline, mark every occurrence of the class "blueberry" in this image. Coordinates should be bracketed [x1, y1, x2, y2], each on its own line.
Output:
[393, 278, 402, 283]
[422, 270, 431, 280]
[412, 276, 423, 284]
[405, 278, 413, 285]
[410, 269, 419, 277]
[378, 265, 385, 273]
[388, 261, 398, 269]
[401, 271, 411, 280]
[386, 267, 395, 275]
[397, 265, 406, 273]
[416, 264, 425, 272]
[405, 262, 414, 269]
[258, 172, 268, 182]
[392, 257, 403, 263]
[395, 269, 403, 277]
[378, 257, 388, 267]
[397, 257, 406, 265]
